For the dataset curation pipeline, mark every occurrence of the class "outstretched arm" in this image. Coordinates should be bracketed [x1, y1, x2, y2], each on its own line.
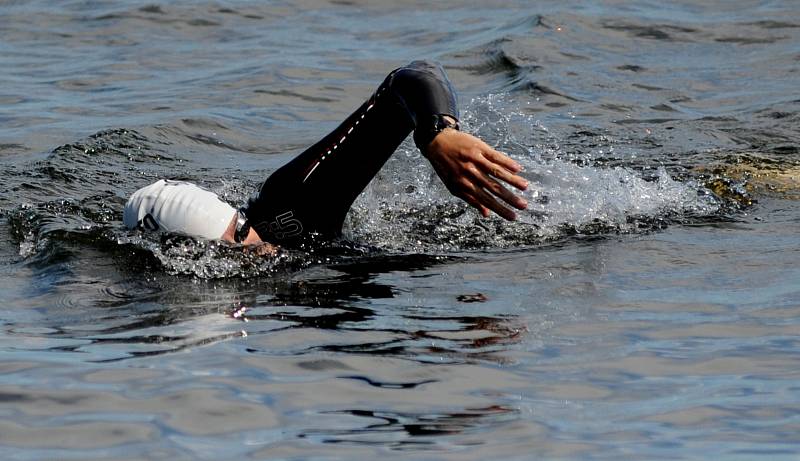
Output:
[244, 60, 528, 247]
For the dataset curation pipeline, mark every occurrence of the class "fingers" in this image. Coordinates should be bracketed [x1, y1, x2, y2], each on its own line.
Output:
[473, 172, 528, 211]
[456, 155, 529, 221]
[480, 145, 523, 173]
[476, 147, 528, 191]
[487, 164, 529, 192]
[462, 154, 528, 211]
[457, 174, 520, 221]
[471, 187, 518, 221]
[462, 191, 500, 219]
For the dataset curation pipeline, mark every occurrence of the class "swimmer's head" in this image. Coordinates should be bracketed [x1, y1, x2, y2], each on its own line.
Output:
[123, 179, 236, 240]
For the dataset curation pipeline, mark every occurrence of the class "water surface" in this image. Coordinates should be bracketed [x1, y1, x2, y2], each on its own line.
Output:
[1, 1, 799, 459]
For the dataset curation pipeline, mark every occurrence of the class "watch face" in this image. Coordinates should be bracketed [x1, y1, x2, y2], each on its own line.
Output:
[234, 213, 250, 243]
[435, 114, 459, 132]
[235, 223, 249, 243]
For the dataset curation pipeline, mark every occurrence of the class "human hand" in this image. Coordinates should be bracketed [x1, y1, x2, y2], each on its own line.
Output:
[423, 129, 528, 220]
[221, 214, 279, 256]
[244, 242, 279, 257]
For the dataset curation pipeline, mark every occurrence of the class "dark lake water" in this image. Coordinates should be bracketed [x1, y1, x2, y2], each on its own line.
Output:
[1, 1, 799, 459]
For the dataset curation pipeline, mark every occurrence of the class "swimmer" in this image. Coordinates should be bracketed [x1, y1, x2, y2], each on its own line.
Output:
[124, 61, 529, 250]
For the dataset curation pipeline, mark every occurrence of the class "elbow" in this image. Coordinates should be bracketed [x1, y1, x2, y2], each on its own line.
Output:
[392, 60, 448, 88]
[388, 60, 459, 123]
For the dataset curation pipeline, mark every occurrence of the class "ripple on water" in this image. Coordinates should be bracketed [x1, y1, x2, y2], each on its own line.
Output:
[1, 2, 799, 458]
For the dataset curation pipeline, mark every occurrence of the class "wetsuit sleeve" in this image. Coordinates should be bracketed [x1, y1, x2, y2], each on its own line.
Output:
[387, 60, 460, 150]
[243, 60, 460, 246]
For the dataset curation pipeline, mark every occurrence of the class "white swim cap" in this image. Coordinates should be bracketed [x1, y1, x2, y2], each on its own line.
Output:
[123, 179, 236, 240]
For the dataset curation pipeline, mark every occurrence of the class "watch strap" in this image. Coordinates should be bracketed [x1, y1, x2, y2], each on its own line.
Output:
[414, 114, 460, 153]
[233, 209, 251, 243]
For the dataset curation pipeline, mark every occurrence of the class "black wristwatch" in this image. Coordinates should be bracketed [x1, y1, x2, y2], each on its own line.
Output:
[234, 209, 251, 243]
[414, 114, 461, 153]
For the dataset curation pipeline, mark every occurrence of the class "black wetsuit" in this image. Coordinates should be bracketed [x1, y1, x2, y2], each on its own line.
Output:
[243, 60, 459, 246]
